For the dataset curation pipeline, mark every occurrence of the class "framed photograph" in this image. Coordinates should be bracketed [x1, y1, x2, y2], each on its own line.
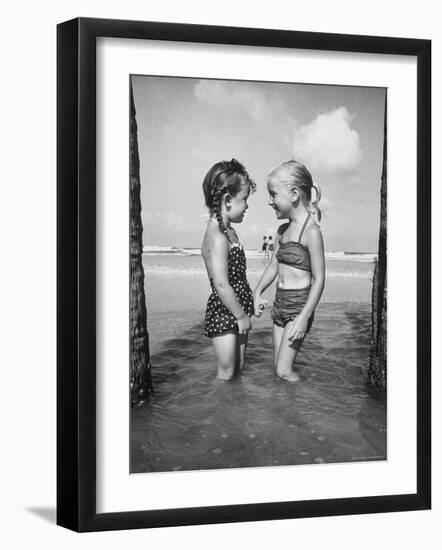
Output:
[57, 17, 431, 532]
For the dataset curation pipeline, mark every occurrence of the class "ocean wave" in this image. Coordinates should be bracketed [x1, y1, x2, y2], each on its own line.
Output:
[144, 266, 206, 275]
[143, 247, 376, 262]
[326, 270, 372, 279]
[325, 252, 377, 262]
[143, 246, 201, 256]
[143, 265, 372, 279]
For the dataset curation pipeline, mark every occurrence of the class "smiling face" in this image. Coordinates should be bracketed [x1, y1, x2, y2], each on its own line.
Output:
[226, 183, 250, 224]
[267, 178, 294, 219]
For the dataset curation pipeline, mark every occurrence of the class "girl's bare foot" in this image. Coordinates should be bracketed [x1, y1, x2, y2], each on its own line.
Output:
[216, 373, 234, 381]
[277, 370, 300, 382]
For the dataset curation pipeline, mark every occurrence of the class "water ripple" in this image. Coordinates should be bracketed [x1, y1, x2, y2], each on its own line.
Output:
[131, 303, 386, 472]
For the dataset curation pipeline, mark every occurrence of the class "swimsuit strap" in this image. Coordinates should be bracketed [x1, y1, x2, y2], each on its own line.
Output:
[227, 226, 240, 246]
[297, 213, 311, 243]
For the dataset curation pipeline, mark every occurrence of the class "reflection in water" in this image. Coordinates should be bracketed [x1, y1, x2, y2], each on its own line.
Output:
[131, 303, 386, 473]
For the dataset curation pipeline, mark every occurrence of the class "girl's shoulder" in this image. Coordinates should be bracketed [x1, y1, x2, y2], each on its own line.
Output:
[304, 219, 323, 248]
[305, 218, 322, 236]
[202, 222, 229, 255]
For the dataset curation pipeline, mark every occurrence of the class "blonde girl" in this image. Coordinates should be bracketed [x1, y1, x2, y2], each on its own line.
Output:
[254, 160, 325, 382]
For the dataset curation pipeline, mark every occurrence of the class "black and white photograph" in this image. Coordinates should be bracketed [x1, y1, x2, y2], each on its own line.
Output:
[129, 75, 387, 473]
[0, 0, 436, 543]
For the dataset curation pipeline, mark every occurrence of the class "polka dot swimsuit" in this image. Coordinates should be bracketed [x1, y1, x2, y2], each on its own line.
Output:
[204, 242, 253, 338]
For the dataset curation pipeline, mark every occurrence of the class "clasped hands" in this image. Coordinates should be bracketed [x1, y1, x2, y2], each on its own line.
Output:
[253, 293, 268, 318]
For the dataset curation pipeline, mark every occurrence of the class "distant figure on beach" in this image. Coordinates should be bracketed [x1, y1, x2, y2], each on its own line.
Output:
[267, 236, 274, 257]
[253, 160, 325, 382]
[201, 159, 256, 380]
[261, 236, 269, 257]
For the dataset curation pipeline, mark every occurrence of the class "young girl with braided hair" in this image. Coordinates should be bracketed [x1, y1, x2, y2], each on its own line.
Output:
[254, 160, 325, 382]
[201, 159, 256, 380]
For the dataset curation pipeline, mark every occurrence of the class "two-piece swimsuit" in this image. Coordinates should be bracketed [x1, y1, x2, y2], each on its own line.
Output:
[204, 231, 253, 338]
[271, 213, 314, 333]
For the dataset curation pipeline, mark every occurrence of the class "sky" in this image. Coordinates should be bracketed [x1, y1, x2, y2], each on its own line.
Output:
[132, 75, 386, 252]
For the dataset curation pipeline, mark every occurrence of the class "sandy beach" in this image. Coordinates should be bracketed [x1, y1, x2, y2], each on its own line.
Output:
[130, 251, 386, 473]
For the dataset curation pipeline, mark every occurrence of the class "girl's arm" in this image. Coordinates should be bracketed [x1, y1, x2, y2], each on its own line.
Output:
[253, 226, 285, 316]
[254, 225, 287, 295]
[254, 253, 278, 296]
[209, 233, 251, 328]
[288, 225, 325, 341]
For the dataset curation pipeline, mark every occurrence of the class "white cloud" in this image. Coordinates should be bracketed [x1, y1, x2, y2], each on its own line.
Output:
[194, 80, 268, 121]
[293, 107, 362, 175]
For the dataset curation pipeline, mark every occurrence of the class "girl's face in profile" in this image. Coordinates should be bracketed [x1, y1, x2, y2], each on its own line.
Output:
[226, 183, 250, 224]
[267, 178, 293, 219]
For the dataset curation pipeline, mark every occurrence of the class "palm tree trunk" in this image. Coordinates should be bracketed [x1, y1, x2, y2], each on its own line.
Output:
[368, 94, 387, 390]
[130, 81, 153, 405]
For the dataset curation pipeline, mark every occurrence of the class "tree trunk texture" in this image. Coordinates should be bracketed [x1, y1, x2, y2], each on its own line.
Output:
[130, 82, 153, 405]
[368, 95, 387, 390]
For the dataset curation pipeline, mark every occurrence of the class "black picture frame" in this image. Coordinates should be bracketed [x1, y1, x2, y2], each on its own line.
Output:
[57, 17, 431, 532]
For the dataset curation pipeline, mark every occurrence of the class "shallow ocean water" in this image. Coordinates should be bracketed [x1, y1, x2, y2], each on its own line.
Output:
[131, 301, 386, 473]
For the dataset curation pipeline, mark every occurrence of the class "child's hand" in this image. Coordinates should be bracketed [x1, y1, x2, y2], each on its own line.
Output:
[253, 294, 268, 318]
[287, 314, 309, 341]
[237, 313, 252, 334]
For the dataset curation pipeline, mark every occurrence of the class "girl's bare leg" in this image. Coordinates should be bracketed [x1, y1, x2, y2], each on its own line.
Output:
[272, 323, 285, 368]
[236, 333, 249, 372]
[275, 321, 304, 382]
[212, 332, 238, 380]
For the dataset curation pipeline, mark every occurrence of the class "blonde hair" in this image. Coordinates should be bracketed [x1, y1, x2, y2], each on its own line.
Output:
[269, 160, 322, 221]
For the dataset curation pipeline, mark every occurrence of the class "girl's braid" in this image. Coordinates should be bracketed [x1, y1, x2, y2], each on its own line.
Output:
[211, 184, 229, 237]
